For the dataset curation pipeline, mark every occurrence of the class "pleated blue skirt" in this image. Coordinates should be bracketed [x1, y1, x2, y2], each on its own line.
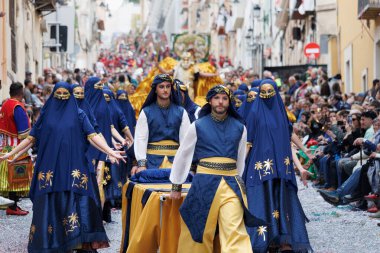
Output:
[246, 179, 313, 253]
[28, 187, 108, 252]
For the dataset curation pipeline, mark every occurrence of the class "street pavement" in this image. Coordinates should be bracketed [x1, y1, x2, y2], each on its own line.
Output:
[0, 179, 379, 252]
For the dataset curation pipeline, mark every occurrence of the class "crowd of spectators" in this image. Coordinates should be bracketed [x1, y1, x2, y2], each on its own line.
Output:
[2, 32, 380, 224]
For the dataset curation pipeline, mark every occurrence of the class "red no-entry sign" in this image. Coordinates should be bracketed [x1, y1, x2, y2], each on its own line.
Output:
[304, 42, 320, 59]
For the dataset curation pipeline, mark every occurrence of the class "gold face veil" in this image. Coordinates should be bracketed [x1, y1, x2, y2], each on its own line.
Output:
[54, 87, 71, 100]
[259, 83, 276, 99]
[73, 86, 84, 99]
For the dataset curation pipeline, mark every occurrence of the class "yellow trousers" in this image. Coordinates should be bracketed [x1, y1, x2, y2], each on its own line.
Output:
[177, 178, 252, 253]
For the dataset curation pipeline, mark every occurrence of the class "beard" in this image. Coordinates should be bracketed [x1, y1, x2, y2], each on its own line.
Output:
[211, 105, 228, 115]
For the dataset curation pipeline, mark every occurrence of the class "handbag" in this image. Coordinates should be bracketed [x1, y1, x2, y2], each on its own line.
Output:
[7, 153, 33, 189]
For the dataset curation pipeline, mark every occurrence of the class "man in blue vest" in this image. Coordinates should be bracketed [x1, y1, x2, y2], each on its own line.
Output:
[133, 74, 190, 174]
[170, 85, 264, 252]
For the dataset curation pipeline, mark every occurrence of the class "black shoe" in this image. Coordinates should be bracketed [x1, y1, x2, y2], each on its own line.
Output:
[349, 200, 367, 211]
[312, 183, 325, 189]
[343, 193, 362, 204]
[318, 190, 342, 206]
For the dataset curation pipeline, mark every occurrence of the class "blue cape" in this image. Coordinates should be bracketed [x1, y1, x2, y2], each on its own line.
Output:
[103, 87, 129, 134]
[116, 90, 136, 135]
[244, 79, 297, 187]
[238, 87, 259, 121]
[238, 83, 249, 92]
[251, 79, 262, 88]
[72, 84, 99, 133]
[85, 77, 113, 161]
[29, 82, 96, 201]
[233, 90, 245, 96]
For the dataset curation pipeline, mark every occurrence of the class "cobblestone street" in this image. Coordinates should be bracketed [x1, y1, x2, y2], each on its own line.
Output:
[1, 180, 379, 253]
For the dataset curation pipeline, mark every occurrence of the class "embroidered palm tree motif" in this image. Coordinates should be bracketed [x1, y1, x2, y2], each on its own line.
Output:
[255, 161, 263, 180]
[284, 157, 291, 174]
[272, 210, 280, 220]
[71, 169, 81, 187]
[38, 170, 54, 189]
[62, 212, 80, 235]
[45, 170, 54, 187]
[71, 169, 89, 190]
[257, 226, 267, 241]
[263, 159, 274, 175]
[102, 166, 111, 185]
[38, 172, 45, 189]
[29, 224, 36, 243]
[105, 166, 111, 183]
[80, 174, 88, 190]
[48, 224, 53, 234]
[118, 182, 123, 188]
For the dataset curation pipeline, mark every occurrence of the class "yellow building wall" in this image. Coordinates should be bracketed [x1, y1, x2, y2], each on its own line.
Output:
[337, 0, 376, 93]
[328, 36, 338, 77]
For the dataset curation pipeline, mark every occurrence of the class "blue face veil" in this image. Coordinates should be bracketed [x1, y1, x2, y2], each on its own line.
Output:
[84, 77, 113, 161]
[245, 79, 296, 187]
[29, 82, 96, 201]
[116, 90, 136, 135]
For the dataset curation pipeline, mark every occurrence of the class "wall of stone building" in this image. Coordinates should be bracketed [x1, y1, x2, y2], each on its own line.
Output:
[0, 0, 7, 100]
[283, 18, 313, 66]
[0, 0, 44, 101]
[337, 0, 375, 93]
[316, 0, 337, 75]
[74, 0, 99, 69]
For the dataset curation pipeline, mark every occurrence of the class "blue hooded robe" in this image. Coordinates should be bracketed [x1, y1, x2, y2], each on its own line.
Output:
[243, 79, 311, 253]
[28, 82, 108, 252]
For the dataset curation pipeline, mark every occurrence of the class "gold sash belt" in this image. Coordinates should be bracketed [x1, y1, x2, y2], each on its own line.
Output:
[146, 140, 179, 156]
[197, 157, 238, 176]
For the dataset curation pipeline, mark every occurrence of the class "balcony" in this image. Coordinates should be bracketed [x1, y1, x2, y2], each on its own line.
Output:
[34, 0, 56, 12]
[290, 0, 315, 20]
[358, 0, 380, 19]
[275, 0, 289, 30]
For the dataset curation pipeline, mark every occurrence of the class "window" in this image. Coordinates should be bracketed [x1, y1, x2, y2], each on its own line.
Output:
[362, 68, 368, 92]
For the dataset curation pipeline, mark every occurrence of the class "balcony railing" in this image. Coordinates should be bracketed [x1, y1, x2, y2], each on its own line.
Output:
[34, 0, 56, 12]
[358, 0, 380, 19]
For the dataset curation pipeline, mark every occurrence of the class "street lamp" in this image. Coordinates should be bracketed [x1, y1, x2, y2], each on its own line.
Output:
[253, 4, 261, 19]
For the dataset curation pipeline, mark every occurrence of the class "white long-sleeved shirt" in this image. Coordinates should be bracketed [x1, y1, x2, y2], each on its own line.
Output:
[170, 123, 247, 184]
[134, 109, 190, 161]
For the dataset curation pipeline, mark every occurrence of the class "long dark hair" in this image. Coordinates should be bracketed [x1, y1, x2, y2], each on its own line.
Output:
[140, 84, 180, 111]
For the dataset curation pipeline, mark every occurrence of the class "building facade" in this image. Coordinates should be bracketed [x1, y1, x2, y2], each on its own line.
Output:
[0, 0, 53, 101]
[338, 0, 380, 93]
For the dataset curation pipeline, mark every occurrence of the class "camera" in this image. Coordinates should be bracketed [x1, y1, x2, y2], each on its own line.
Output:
[347, 115, 353, 125]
